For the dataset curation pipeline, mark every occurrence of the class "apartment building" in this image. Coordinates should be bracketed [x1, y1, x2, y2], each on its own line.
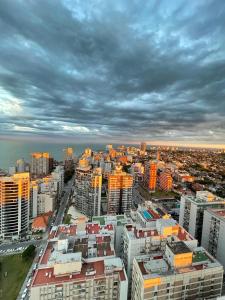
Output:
[92, 214, 131, 256]
[140, 142, 147, 154]
[0, 172, 30, 239]
[159, 169, 173, 191]
[74, 158, 102, 217]
[144, 161, 157, 191]
[123, 216, 197, 285]
[30, 224, 128, 300]
[30, 166, 64, 218]
[107, 166, 133, 214]
[202, 208, 225, 269]
[31, 152, 51, 176]
[132, 242, 223, 300]
[179, 191, 225, 242]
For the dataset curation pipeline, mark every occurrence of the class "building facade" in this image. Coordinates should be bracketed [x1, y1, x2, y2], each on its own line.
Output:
[144, 161, 157, 191]
[132, 243, 223, 300]
[159, 169, 173, 191]
[0, 172, 30, 239]
[202, 209, 225, 270]
[31, 152, 51, 176]
[107, 166, 133, 214]
[179, 191, 225, 242]
[74, 159, 102, 217]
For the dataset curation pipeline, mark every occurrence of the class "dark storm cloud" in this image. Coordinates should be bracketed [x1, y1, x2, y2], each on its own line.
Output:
[0, 0, 225, 143]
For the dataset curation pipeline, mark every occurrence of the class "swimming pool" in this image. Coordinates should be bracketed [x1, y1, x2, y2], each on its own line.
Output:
[143, 210, 152, 220]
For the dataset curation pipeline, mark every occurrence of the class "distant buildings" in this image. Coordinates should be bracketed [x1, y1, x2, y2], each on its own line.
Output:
[0, 173, 30, 240]
[30, 166, 64, 219]
[202, 208, 225, 270]
[107, 165, 133, 214]
[63, 147, 74, 171]
[74, 158, 102, 217]
[31, 152, 51, 176]
[144, 161, 157, 191]
[179, 191, 225, 241]
[140, 142, 147, 154]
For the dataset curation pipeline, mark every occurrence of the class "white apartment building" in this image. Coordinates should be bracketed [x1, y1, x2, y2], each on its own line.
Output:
[179, 191, 225, 242]
[123, 205, 198, 288]
[30, 224, 128, 300]
[132, 243, 223, 300]
[202, 208, 225, 269]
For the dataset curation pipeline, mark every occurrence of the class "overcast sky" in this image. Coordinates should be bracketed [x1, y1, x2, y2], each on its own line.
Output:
[0, 0, 225, 145]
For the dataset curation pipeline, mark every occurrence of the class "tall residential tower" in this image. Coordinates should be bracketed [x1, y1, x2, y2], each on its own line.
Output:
[0, 172, 30, 239]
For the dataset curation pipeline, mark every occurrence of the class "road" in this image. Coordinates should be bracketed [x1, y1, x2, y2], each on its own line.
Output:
[54, 175, 74, 226]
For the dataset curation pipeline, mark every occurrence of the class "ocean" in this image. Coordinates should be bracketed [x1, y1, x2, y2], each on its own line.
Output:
[0, 139, 107, 171]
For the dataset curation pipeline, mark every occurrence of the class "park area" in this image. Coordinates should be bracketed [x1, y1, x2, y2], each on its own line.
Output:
[0, 254, 33, 300]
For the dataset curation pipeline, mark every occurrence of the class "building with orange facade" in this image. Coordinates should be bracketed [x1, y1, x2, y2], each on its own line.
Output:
[31, 152, 51, 176]
[159, 169, 173, 191]
[107, 166, 133, 214]
[0, 172, 30, 239]
[74, 158, 102, 217]
[144, 160, 157, 191]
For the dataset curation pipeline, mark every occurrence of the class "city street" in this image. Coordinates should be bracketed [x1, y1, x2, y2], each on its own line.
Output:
[54, 175, 74, 226]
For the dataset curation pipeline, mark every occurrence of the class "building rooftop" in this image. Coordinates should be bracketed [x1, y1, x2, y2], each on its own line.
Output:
[32, 256, 126, 287]
[183, 191, 224, 204]
[136, 247, 222, 278]
[168, 241, 192, 255]
[207, 208, 225, 222]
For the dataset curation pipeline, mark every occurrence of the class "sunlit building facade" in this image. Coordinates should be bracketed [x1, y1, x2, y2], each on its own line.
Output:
[107, 166, 133, 214]
[0, 172, 30, 239]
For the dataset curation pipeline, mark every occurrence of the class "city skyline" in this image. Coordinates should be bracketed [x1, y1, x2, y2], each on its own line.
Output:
[0, 0, 225, 145]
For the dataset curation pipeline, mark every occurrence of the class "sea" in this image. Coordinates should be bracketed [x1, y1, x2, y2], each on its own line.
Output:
[0, 139, 136, 171]
[0, 139, 107, 171]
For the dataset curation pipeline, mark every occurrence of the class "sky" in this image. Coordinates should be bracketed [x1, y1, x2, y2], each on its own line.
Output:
[0, 0, 225, 146]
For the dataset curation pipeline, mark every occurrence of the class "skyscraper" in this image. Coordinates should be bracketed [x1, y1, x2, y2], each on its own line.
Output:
[0, 172, 30, 239]
[140, 142, 147, 153]
[31, 152, 50, 176]
[74, 158, 102, 217]
[144, 160, 157, 191]
[107, 166, 133, 214]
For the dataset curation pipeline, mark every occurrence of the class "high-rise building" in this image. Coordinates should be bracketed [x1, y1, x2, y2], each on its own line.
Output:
[202, 208, 225, 269]
[144, 161, 157, 191]
[31, 152, 50, 176]
[0, 173, 30, 239]
[63, 147, 73, 161]
[16, 158, 26, 172]
[159, 169, 173, 191]
[179, 191, 225, 242]
[107, 166, 133, 214]
[140, 142, 147, 153]
[106, 144, 113, 152]
[84, 148, 92, 157]
[131, 243, 223, 300]
[74, 159, 102, 217]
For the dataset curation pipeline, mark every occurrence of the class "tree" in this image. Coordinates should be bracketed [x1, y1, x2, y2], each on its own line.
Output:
[22, 245, 36, 260]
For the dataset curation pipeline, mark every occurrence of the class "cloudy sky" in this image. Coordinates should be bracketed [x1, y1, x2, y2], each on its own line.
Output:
[0, 0, 225, 145]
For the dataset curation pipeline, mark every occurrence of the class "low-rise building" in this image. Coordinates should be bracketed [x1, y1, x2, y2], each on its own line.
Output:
[132, 243, 223, 300]
[31, 224, 127, 300]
